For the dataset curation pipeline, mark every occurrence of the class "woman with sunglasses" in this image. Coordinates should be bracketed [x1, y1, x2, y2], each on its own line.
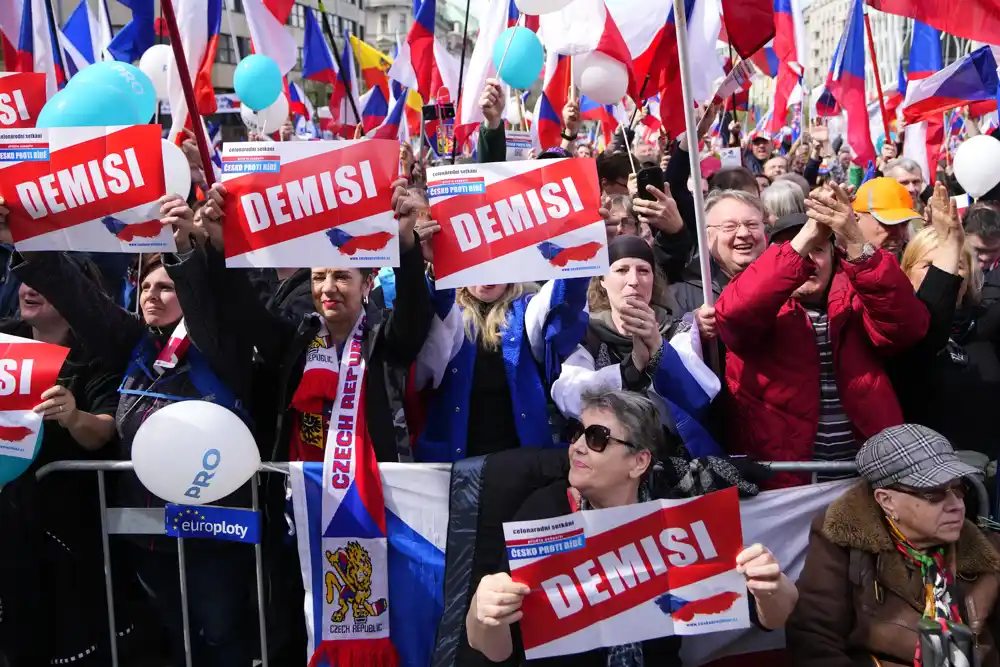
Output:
[788, 424, 1000, 667]
[467, 389, 798, 666]
[552, 234, 722, 458]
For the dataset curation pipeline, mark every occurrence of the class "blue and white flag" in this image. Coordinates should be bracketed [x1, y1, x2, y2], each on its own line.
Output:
[290, 462, 449, 667]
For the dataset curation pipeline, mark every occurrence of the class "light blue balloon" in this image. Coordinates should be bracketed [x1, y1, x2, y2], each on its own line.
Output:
[66, 62, 156, 123]
[0, 423, 43, 486]
[234, 55, 283, 111]
[492, 27, 544, 90]
[37, 83, 141, 128]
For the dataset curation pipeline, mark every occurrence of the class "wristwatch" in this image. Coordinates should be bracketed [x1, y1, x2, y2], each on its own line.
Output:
[847, 242, 876, 264]
[560, 130, 575, 141]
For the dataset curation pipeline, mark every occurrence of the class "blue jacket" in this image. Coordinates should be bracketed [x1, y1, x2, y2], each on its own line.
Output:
[415, 279, 588, 462]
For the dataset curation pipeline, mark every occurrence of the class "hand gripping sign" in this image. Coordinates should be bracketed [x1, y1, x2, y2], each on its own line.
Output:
[504, 488, 750, 660]
[0, 73, 47, 129]
[0, 333, 70, 460]
[221, 139, 401, 268]
[0, 125, 171, 252]
[426, 158, 608, 289]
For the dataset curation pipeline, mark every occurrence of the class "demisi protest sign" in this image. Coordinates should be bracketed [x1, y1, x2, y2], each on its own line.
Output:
[0, 334, 70, 460]
[0, 73, 46, 129]
[0, 125, 170, 252]
[503, 488, 749, 660]
[426, 159, 608, 289]
[221, 139, 401, 268]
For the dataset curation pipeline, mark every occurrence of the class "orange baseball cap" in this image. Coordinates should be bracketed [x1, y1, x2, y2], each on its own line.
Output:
[852, 177, 922, 226]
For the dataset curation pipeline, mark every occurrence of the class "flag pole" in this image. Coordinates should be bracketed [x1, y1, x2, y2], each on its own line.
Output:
[672, 0, 718, 372]
[450, 0, 473, 164]
[161, 0, 216, 187]
[863, 7, 892, 145]
[43, 0, 69, 88]
[316, 1, 363, 131]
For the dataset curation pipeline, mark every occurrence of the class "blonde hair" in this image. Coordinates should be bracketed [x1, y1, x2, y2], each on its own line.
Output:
[900, 226, 983, 305]
[587, 263, 670, 313]
[455, 283, 532, 350]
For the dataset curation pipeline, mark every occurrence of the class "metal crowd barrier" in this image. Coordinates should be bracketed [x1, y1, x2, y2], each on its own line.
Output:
[30, 458, 992, 667]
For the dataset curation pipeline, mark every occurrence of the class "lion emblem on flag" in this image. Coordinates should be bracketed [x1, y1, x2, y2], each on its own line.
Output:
[324, 541, 388, 624]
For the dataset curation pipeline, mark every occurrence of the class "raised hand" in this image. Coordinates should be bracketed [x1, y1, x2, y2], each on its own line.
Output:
[194, 183, 226, 250]
[479, 79, 505, 130]
[160, 195, 196, 252]
[634, 184, 683, 235]
[472, 573, 530, 627]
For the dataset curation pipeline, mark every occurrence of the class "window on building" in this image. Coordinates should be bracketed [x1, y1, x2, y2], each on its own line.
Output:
[287, 3, 306, 28]
[397, 12, 407, 33]
[380, 13, 388, 34]
[228, 0, 243, 13]
[237, 36, 252, 56]
[215, 34, 236, 64]
[358, 0, 363, 9]
[358, 25, 364, 40]
[297, 46, 304, 70]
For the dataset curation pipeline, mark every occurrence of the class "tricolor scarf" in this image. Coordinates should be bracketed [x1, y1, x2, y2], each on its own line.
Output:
[887, 518, 963, 667]
[290, 314, 398, 667]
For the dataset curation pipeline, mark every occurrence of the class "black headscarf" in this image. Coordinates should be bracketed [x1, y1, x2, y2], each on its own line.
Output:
[608, 234, 656, 268]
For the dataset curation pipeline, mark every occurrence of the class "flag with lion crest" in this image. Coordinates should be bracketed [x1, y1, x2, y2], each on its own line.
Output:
[290, 462, 449, 667]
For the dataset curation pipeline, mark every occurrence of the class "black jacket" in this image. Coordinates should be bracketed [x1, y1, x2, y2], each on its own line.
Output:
[889, 266, 1000, 457]
[478, 123, 506, 164]
[13, 246, 255, 515]
[230, 238, 434, 464]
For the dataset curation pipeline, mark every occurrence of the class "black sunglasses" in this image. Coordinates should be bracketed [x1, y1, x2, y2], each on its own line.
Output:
[568, 423, 637, 453]
[891, 481, 966, 504]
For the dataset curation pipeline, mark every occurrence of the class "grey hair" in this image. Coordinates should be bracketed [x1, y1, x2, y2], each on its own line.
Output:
[704, 188, 768, 222]
[884, 157, 923, 178]
[579, 389, 665, 459]
[762, 180, 806, 219]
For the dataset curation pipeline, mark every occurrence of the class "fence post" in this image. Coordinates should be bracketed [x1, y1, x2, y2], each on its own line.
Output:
[97, 470, 120, 667]
[177, 537, 194, 667]
[252, 474, 270, 667]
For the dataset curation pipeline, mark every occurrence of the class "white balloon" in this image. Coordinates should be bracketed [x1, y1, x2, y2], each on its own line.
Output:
[538, 0, 606, 55]
[139, 44, 173, 101]
[132, 401, 260, 506]
[954, 135, 1000, 199]
[515, 0, 574, 15]
[506, 98, 522, 124]
[573, 52, 629, 106]
[161, 139, 192, 198]
[240, 94, 290, 136]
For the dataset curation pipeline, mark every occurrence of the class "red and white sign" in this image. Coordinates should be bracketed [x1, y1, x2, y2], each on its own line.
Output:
[0, 72, 47, 129]
[427, 159, 607, 289]
[221, 139, 401, 268]
[0, 333, 70, 460]
[0, 125, 171, 253]
[504, 488, 749, 660]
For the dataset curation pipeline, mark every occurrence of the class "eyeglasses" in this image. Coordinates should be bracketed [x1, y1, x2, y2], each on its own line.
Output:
[568, 422, 638, 453]
[707, 220, 764, 234]
[890, 482, 966, 504]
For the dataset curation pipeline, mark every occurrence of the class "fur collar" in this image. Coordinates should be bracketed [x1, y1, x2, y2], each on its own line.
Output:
[823, 482, 1000, 577]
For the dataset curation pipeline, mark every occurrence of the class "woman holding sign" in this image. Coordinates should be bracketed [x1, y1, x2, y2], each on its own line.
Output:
[466, 390, 798, 666]
[2, 195, 256, 667]
[551, 235, 723, 459]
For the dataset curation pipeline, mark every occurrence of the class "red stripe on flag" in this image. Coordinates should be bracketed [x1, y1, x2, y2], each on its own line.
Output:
[430, 160, 601, 280]
[221, 140, 399, 258]
[0, 126, 166, 241]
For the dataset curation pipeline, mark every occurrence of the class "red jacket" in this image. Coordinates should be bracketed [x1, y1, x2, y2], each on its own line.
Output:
[715, 243, 929, 488]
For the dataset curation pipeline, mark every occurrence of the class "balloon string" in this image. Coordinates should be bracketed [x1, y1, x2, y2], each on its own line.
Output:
[495, 12, 525, 89]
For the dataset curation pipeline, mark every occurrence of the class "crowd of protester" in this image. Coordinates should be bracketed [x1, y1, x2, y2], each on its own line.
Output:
[2, 77, 1000, 667]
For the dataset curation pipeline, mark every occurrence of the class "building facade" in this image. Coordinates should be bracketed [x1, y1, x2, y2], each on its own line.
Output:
[363, 0, 477, 59]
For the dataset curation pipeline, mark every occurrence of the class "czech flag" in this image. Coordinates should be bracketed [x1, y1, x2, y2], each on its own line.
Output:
[722, 0, 774, 60]
[302, 8, 336, 86]
[750, 45, 780, 78]
[361, 85, 389, 133]
[392, 0, 435, 100]
[106, 0, 154, 64]
[372, 87, 407, 140]
[17, 0, 64, 96]
[165, 0, 221, 142]
[813, 85, 842, 116]
[0, 0, 21, 71]
[537, 52, 571, 150]
[826, 0, 875, 167]
[866, 0, 1000, 44]
[243, 0, 297, 75]
[288, 80, 312, 120]
[901, 46, 999, 124]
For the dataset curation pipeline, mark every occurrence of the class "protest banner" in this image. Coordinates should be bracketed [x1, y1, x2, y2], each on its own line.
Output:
[0, 334, 70, 460]
[505, 130, 533, 161]
[719, 147, 742, 168]
[0, 125, 171, 252]
[426, 158, 607, 289]
[221, 139, 400, 268]
[0, 73, 47, 129]
[504, 488, 748, 660]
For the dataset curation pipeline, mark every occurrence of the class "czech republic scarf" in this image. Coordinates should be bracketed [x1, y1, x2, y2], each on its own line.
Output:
[290, 314, 397, 667]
